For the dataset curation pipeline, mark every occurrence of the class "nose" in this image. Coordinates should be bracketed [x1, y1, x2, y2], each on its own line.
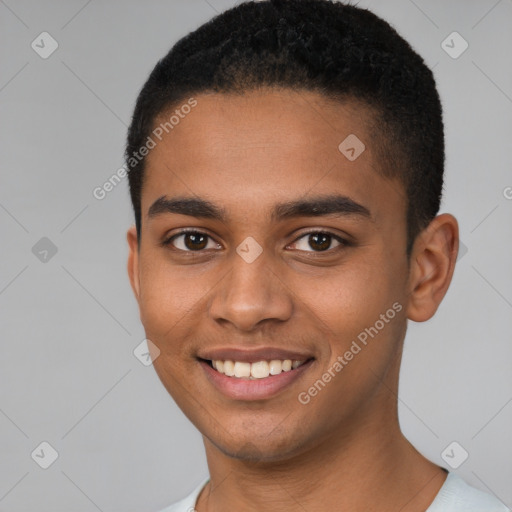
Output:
[208, 250, 293, 332]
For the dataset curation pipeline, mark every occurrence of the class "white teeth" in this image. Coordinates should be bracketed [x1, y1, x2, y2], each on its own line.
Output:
[269, 360, 282, 375]
[251, 360, 270, 378]
[223, 360, 235, 376]
[211, 358, 306, 379]
[234, 361, 251, 378]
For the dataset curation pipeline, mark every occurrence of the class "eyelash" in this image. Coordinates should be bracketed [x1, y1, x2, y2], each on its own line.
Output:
[161, 228, 350, 254]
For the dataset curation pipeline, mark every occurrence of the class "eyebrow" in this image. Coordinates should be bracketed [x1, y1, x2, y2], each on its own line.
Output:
[147, 194, 372, 222]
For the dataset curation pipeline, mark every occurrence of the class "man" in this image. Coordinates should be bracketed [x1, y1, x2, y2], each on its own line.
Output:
[125, 1, 509, 510]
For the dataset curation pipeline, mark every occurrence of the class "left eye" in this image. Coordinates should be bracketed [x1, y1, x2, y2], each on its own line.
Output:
[290, 232, 346, 252]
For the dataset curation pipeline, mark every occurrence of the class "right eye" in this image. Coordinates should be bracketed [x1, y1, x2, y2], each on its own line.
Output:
[163, 230, 222, 252]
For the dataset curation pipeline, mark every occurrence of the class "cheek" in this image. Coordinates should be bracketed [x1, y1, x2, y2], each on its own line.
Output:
[295, 251, 407, 379]
[292, 264, 406, 422]
[136, 254, 231, 368]
[137, 256, 203, 342]
[301, 258, 401, 334]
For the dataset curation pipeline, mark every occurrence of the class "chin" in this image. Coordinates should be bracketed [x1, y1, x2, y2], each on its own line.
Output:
[206, 425, 313, 464]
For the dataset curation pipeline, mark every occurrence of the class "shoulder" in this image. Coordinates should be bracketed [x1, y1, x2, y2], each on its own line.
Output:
[427, 472, 510, 512]
[157, 478, 209, 512]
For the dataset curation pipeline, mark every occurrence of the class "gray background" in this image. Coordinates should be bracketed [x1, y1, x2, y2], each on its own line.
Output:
[0, 0, 511, 510]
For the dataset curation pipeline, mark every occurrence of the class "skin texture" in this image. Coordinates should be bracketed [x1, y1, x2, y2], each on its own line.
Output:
[127, 89, 459, 511]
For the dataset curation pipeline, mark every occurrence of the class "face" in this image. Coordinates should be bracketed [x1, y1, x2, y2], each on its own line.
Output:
[128, 89, 414, 461]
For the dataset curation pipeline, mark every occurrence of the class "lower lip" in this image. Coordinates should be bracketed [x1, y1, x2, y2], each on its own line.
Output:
[200, 360, 314, 401]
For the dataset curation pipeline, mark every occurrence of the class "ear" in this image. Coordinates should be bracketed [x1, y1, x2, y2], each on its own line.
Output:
[127, 225, 141, 303]
[406, 213, 459, 322]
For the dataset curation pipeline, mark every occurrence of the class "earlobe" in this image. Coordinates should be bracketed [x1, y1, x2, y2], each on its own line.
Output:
[406, 214, 459, 322]
[127, 225, 141, 302]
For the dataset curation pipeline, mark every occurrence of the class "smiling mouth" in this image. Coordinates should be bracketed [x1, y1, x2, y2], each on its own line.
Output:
[200, 358, 312, 379]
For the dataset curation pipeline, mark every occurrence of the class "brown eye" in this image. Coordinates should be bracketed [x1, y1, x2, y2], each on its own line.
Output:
[183, 232, 208, 250]
[165, 231, 220, 252]
[291, 231, 346, 252]
[308, 233, 332, 251]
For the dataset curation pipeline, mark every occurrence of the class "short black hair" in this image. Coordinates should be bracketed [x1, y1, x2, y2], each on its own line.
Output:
[126, 0, 444, 254]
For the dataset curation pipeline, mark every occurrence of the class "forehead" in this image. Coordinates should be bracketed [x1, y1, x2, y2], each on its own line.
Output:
[151, 89, 371, 166]
[142, 89, 404, 223]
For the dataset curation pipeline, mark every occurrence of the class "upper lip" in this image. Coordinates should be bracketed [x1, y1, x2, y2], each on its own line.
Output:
[197, 347, 314, 364]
